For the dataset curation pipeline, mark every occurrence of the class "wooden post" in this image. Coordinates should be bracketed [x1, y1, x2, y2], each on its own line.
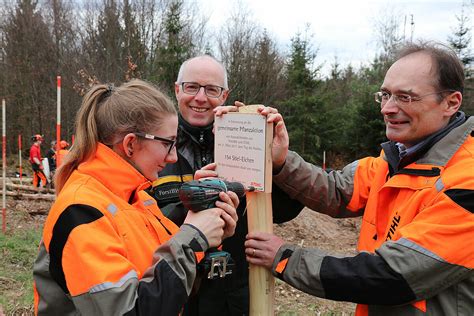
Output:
[239, 105, 274, 315]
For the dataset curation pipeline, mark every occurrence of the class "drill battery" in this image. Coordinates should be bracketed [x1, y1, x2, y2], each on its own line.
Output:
[197, 250, 235, 279]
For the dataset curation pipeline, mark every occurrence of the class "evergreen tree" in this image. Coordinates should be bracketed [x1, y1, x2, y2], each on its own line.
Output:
[285, 33, 317, 96]
[280, 31, 323, 163]
[447, 3, 473, 115]
[448, 3, 473, 78]
[343, 59, 388, 158]
[80, 0, 123, 82]
[156, 0, 187, 95]
[318, 61, 354, 158]
[96, 0, 124, 81]
[252, 31, 286, 105]
[154, 0, 203, 96]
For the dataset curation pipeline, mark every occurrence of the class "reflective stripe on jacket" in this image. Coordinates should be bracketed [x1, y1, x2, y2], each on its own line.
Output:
[33, 143, 209, 315]
[273, 116, 474, 315]
[150, 115, 304, 315]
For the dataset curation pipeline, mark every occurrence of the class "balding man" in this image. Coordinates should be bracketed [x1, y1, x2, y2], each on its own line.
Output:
[151, 55, 303, 315]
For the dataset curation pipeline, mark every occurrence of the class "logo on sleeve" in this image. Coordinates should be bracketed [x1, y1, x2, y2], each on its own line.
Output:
[153, 182, 182, 207]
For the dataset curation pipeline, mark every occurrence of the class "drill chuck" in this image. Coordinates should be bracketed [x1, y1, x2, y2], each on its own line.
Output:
[224, 181, 246, 198]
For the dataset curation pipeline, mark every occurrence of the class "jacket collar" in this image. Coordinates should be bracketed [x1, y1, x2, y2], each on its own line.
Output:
[177, 114, 215, 170]
[77, 143, 151, 202]
[382, 113, 472, 173]
[417, 114, 473, 166]
[178, 113, 214, 147]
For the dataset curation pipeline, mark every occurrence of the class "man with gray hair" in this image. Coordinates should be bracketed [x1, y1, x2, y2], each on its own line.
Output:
[151, 55, 303, 315]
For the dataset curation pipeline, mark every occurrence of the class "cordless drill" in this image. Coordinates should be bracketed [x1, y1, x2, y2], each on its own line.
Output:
[178, 178, 253, 279]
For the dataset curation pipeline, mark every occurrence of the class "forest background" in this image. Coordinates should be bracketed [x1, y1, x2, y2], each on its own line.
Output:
[0, 0, 473, 167]
[0, 1, 472, 314]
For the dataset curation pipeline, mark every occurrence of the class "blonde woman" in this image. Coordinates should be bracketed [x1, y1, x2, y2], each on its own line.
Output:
[33, 80, 238, 315]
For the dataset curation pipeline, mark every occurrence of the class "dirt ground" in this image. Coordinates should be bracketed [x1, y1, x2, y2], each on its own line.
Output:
[5, 197, 359, 315]
[273, 208, 359, 315]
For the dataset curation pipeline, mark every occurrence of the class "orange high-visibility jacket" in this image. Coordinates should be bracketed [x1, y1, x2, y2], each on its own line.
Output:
[33, 143, 209, 315]
[272, 116, 473, 315]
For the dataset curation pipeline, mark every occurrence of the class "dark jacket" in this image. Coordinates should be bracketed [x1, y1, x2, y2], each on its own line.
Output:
[45, 148, 56, 172]
[151, 114, 303, 315]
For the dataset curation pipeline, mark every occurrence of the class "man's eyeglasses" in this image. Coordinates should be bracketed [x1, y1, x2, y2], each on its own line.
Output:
[181, 82, 225, 98]
[135, 132, 177, 155]
[374, 90, 455, 107]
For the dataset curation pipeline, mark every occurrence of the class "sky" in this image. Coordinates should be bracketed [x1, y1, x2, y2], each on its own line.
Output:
[200, 0, 472, 76]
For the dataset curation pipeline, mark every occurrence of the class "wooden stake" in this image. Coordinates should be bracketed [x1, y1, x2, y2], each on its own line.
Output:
[239, 105, 274, 315]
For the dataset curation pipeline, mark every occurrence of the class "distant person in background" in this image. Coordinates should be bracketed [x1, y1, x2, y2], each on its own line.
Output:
[45, 140, 57, 184]
[244, 42, 473, 315]
[29, 134, 48, 188]
[55, 140, 70, 168]
[33, 79, 238, 315]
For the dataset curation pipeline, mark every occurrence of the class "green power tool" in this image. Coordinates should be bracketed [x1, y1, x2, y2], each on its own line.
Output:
[178, 178, 253, 279]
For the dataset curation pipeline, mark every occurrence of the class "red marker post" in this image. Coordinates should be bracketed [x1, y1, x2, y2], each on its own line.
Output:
[56, 76, 62, 166]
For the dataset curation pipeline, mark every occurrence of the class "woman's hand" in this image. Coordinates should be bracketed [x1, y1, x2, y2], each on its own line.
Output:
[183, 191, 238, 247]
[184, 209, 224, 247]
[216, 191, 239, 239]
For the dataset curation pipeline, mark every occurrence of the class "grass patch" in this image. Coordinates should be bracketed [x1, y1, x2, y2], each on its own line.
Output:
[0, 226, 42, 315]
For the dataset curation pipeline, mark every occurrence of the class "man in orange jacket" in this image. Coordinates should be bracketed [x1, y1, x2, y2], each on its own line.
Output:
[55, 140, 70, 167]
[243, 42, 473, 315]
